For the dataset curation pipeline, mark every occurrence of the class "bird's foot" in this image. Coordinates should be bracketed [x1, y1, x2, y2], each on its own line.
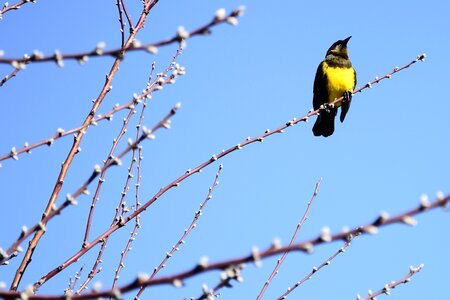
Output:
[342, 91, 353, 104]
[320, 103, 334, 113]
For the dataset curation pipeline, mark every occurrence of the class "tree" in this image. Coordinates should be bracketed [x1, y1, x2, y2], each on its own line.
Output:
[1, 1, 449, 299]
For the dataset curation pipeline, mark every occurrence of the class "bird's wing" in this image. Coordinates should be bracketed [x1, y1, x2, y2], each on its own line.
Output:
[313, 61, 328, 110]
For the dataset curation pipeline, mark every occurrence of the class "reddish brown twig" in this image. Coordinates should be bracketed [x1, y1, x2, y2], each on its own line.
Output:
[75, 90, 149, 294]
[194, 265, 243, 300]
[77, 62, 158, 294]
[257, 179, 322, 300]
[64, 264, 85, 295]
[108, 65, 154, 297]
[135, 164, 223, 299]
[0, 0, 35, 17]
[119, 0, 134, 33]
[116, 0, 127, 48]
[277, 239, 353, 299]
[0, 67, 21, 87]
[358, 264, 424, 300]
[0, 7, 244, 66]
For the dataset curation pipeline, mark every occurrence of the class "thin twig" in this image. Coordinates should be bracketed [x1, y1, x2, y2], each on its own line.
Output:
[81, 89, 137, 246]
[75, 72, 155, 294]
[0, 67, 21, 87]
[116, 0, 126, 48]
[135, 164, 223, 299]
[0, 0, 35, 17]
[108, 67, 152, 297]
[81, 49, 181, 247]
[257, 179, 322, 300]
[0, 7, 244, 66]
[120, 0, 134, 33]
[64, 264, 85, 295]
[358, 264, 424, 300]
[194, 265, 243, 300]
[277, 239, 353, 299]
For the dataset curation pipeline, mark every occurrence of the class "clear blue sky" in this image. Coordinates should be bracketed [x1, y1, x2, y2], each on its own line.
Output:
[1, 0, 449, 299]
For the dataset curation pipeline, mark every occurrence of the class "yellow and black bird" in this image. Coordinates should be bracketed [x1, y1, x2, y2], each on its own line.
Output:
[312, 36, 357, 137]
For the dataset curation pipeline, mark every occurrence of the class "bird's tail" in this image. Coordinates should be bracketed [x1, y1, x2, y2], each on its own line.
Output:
[312, 110, 336, 137]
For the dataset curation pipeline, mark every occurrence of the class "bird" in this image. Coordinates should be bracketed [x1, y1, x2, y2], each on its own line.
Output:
[312, 36, 357, 137]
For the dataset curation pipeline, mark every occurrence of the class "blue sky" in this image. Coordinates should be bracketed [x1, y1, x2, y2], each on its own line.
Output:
[1, 0, 449, 299]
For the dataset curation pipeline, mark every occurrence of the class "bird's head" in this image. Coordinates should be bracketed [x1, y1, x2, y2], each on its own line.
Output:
[326, 36, 351, 59]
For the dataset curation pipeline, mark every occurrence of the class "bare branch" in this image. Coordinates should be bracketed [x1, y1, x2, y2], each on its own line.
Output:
[277, 239, 353, 299]
[0, 67, 21, 87]
[0, 7, 245, 66]
[108, 70, 151, 296]
[116, 0, 126, 48]
[0, 62, 182, 163]
[257, 179, 322, 299]
[20, 56, 428, 290]
[194, 265, 244, 300]
[0, 103, 180, 267]
[0, 194, 441, 299]
[135, 164, 224, 299]
[358, 264, 424, 300]
[119, 0, 134, 33]
[64, 264, 85, 296]
[7, 2, 160, 289]
[0, 54, 423, 165]
[0, 0, 36, 18]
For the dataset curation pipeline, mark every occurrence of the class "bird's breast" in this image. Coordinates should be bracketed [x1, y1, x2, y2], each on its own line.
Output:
[322, 62, 355, 107]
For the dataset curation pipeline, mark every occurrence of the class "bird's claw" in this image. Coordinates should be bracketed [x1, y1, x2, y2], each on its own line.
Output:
[342, 91, 353, 104]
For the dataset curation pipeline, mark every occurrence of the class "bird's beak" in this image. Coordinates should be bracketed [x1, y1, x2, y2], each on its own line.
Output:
[342, 36, 352, 46]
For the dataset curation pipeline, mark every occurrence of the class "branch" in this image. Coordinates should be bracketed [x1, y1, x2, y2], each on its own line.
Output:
[0, 50, 182, 265]
[107, 66, 152, 296]
[257, 179, 321, 300]
[277, 239, 353, 299]
[116, 0, 127, 48]
[81, 48, 182, 247]
[135, 164, 223, 299]
[0, 193, 443, 299]
[0, 7, 245, 66]
[0, 67, 21, 87]
[0, 103, 180, 266]
[74, 70, 157, 294]
[20, 55, 426, 290]
[0, 54, 424, 166]
[194, 265, 243, 300]
[0, 51, 184, 164]
[0, 0, 36, 18]
[63, 264, 85, 295]
[358, 264, 424, 300]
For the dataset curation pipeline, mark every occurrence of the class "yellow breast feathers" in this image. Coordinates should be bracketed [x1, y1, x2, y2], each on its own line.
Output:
[322, 62, 355, 107]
